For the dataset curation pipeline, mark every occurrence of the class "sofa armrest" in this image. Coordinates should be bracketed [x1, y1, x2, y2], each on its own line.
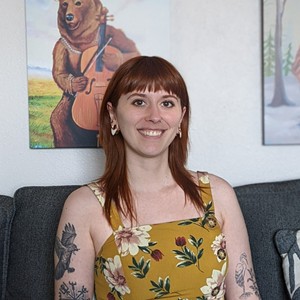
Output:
[234, 179, 300, 300]
[0, 195, 15, 300]
[5, 185, 80, 300]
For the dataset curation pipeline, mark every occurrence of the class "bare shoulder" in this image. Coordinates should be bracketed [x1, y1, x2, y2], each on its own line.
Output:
[61, 185, 104, 223]
[189, 170, 233, 191]
[207, 173, 235, 195]
[190, 171, 239, 226]
[64, 185, 100, 209]
[59, 185, 111, 253]
[209, 174, 241, 225]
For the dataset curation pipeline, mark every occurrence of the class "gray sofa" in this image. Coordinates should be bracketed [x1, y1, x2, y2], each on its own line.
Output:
[1, 179, 300, 300]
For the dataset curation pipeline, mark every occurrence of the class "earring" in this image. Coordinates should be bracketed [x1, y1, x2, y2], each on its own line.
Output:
[177, 127, 182, 139]
[111, 124, 119, 136]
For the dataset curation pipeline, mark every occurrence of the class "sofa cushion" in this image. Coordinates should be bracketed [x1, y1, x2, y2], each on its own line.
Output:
[275, 229, 300, 299]
[5, 185, 80, 300]
[0, 195, 14, 300]
[234, 179, 300, 300]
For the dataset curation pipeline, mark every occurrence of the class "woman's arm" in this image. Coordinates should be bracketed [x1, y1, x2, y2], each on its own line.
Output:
[54, 187, 98, 300]
[210, 175, 261, 300]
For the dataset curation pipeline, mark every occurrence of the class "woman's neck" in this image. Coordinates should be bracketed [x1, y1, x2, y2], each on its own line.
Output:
[126, 155, 175, 193]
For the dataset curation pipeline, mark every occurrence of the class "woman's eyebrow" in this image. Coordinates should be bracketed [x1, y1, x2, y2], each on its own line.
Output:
[126, 93, 146, 100]
[126, 93, 179, 101]
[162, 94, 180, 101]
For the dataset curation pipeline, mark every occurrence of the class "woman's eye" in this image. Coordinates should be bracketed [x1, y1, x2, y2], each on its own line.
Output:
[161, 101, 175, 108]
[132, 99, 145, 106]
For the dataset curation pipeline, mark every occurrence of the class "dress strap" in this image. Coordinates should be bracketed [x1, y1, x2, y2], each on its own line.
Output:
[197, 171, 215, 208]
[197, 171, 218, 229]
[87, 182, 105, 206]
[87, 182, 124, 231]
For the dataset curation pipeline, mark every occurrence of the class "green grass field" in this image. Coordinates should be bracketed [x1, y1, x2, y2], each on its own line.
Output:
[28, 78, 62, 149]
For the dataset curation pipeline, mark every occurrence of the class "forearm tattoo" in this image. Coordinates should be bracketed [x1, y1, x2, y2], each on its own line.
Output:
[235, 252, 261, 299]
[55, 223, 79, 280]
[59, 281, 90, 300]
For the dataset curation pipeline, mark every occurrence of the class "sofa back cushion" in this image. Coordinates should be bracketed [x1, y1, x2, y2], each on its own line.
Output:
[0, 195, 14, 300]
[5, 185, 80, 300]
[234, 179, 300, 300]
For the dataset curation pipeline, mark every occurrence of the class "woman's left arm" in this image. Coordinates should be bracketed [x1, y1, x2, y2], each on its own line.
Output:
[210, 175, 261, 300]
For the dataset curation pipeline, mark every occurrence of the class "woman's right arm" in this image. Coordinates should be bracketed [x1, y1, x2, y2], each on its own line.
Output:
[54, 187, 97, 300]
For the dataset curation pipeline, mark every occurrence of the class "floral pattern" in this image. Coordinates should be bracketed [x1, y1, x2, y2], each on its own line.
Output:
[173, 235, 204, 271]
[87, 182, 105, 206]
[92, 175, 228, 299]
[128, 256, 151, 279]
[103, 255, 131, 297]
[138, 241, 164, 261]
[114, 225, 152, 256]
[199, 174, 210, 184]
[200, 263, 227, 299]
[149, 276, 171, 298]
[211, 234, 227, 262]
[177, 201, 217, 231]
[151, 249, 164, 261]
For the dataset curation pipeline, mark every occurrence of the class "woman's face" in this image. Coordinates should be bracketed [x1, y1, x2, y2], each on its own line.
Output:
[107, 89, 186, 160]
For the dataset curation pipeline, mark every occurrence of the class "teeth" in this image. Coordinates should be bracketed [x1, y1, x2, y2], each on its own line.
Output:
[141, 130, 162, 137]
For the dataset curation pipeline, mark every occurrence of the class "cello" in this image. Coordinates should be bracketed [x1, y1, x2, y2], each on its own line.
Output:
[72, 13, 121, 131]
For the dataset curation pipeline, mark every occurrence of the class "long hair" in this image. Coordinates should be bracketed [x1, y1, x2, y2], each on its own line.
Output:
[98, 56, 203, 224]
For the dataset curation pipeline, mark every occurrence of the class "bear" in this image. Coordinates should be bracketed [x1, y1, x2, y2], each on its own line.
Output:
[51, 0, 140, 148]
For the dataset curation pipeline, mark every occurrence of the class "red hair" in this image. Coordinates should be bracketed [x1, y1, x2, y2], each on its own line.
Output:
[98, 56, 203, 224]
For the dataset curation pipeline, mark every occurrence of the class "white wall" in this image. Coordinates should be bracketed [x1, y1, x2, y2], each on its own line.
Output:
[1, 0, 300, 197]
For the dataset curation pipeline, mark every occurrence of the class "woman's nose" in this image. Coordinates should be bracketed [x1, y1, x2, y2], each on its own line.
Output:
[146, 105, 161, 123]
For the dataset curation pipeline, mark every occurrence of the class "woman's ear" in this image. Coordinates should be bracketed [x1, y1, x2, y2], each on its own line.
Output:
[107, 102, 120, 135]
[107, 102, 116, 122]
[180, 106, 186, 123]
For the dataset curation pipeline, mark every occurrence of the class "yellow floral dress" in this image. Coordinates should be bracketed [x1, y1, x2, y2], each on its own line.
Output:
[88, 174, 228, 300]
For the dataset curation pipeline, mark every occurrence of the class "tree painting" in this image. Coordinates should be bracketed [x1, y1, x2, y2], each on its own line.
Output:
[263, 0, 300, 144]
[269, 0, 293, 106]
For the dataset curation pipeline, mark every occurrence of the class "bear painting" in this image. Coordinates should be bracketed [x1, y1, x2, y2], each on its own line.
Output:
[51, 0, 140, 148]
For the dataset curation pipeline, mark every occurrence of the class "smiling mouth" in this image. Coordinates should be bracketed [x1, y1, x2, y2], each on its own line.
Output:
[139, 130, 163, 137]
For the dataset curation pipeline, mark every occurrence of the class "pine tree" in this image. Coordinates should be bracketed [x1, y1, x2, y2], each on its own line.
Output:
[282, 42, 293, 76]
[264, 30, 275, 77]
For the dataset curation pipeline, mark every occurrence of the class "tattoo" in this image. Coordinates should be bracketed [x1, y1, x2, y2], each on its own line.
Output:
[59, 281, 90, 300]
[55, 223, 79, 280]
[235, 252, 260, 299]
[247, 267, 261, 298]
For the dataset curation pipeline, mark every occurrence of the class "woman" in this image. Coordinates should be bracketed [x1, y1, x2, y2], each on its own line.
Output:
[54, 56, 260, 299]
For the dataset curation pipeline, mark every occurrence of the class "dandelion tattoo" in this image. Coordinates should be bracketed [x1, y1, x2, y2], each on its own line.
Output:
[59, 281, 90, 300]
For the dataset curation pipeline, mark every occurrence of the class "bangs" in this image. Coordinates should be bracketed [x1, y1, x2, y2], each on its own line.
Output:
[117, 57, 186, 101]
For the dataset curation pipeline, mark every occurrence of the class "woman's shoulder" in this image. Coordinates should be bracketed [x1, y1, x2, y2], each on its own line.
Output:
[207, 173, 234, 191]
[189, 171, 237, 223]
[189, 170, 233, 190]
[62, 184, 104, 217]
[58, 185, 112, 256]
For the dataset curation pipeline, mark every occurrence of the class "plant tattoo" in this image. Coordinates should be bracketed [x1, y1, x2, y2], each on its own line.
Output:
[55, 223, 79, 280]
[235, 252, 260, 299]
[59, 281, 90, 300]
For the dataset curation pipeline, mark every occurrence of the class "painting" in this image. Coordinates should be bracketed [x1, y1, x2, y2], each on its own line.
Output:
[263, 0, 300, 145]
[26, 0, 170, 149]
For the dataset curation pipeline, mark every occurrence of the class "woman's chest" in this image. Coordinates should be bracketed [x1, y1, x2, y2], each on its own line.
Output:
[95, 218, 228, 299]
